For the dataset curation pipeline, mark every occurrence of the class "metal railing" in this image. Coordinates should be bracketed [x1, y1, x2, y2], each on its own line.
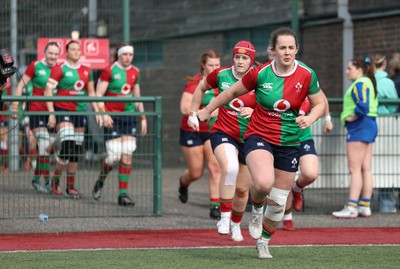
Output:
[0, 96, 163, 218]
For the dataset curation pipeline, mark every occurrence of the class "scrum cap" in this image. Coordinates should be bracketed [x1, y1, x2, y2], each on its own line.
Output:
[232, 40, 256, 65]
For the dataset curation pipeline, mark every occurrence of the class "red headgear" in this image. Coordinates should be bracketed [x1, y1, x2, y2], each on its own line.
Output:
[232, 40, 256, 65]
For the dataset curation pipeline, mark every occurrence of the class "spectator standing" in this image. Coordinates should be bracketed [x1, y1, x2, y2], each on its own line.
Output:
[373, 53, 399, 213]
[178, 50, 221, 220]
[332, 58, 378, 218]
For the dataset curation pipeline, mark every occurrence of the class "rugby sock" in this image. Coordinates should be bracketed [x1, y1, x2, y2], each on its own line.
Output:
[118, 162, 131, 195]
[346, 199, 358, 208]
[1, 149, 8, 169]
[358, 198, 371, 207]
[42, 156, 51, 185]
[250, 195, 266, 210]
[33, 156, 42, 182]
[66, 173, 76, 190]
[52, 168, 63, 184]
[261, 225, 275, 241]
[98, 161, 113, 184]
[210, 197, 220, 208]
[219, 197, 232, 212]
[231, 208, 245, 223]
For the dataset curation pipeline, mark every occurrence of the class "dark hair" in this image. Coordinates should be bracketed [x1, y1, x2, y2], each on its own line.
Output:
[269, 27, 299, 49]
[66, 40, 80, 51]
[44, 41, 60, 52]
[351, 58, 377, 98]
[185, 50, 221, 81]
[114, 41, 134, 61]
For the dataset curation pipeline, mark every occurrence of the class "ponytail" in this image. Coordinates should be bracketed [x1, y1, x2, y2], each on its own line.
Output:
[351, 57, 377, 98]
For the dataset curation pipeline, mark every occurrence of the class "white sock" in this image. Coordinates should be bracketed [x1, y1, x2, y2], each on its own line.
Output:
[221, 212, 231, 219]
[283, 212, 292, 221]
[252, 205, 263, 215]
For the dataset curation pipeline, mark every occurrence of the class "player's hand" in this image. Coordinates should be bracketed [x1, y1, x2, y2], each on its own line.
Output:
[103, 115, 113, 128]
[239, 107, 254, 119]
[47, 115, 56, 129]
[198, 108, 211, 124]
[187, 111, 199, 131]
[296, 115, 313, 129]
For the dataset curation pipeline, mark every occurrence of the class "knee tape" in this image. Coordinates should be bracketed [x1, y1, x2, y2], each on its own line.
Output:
[58, 126, 75, 142]
[105, 140, 122, 166]
[122, 139, 137, 155]
[74, 132, 85, 146]
[264, 188, 290, 222]
[223, 143, 239, 186]
[0, 141, 7, 151]
[36, 130, 50, 156]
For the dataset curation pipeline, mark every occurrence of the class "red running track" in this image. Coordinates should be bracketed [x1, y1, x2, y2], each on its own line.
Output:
[1, 227, 399, 252]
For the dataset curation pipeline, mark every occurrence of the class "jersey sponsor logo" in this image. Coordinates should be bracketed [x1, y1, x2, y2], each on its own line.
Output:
[228, 98, 244, 112]
[121, 84, 131, 95]
[273, 99, 291, 112]
[74, 80, 85, 91]
[38, 70, 47, 76]
[84, 70, 89, 77]
[291, 157, 298, 168]
[262, 82, 273, 91]
[114, 74, 122, 80]
[221, 82, 231, 90]
[65, 71, 73, 77]
[295, 82, 303, 92]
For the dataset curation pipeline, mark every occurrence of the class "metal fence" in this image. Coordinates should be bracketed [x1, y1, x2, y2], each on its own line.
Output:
[0, 96, 163, 219]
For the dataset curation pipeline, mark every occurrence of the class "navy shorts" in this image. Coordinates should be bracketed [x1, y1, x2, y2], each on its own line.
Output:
[55, 108, 87, 128]
[244, 135, 300, 172]
[299, 139, 317, 157]
[104, 115, 137, 141]
[346, 116, 378, 143]
[29, 114, 48, 130]
[210, 131, 246, 164]
[179, 129, 210, 147]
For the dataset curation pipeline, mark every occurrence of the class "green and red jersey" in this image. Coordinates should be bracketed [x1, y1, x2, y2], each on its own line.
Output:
[298, 97, 313, 142]
[206, 66, 256, 142]
[25, 60, 59, 111]
[180, 73, 218, 132]
[99, 62, 140, 112]
[241, 60, 320, 146]
[49, 62, 93, 112]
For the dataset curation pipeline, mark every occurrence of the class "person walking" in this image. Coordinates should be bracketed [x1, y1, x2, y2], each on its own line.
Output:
[91, 41, 147, 206]
[332, 57, 378, 218]
[178, 50, 221, 219]
[11, 41, 61, 193]
[45, 40, 99, 198]
[196, 27, 325, 258]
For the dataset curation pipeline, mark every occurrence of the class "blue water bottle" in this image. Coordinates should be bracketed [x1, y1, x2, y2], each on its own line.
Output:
[38, 214, 48, 222]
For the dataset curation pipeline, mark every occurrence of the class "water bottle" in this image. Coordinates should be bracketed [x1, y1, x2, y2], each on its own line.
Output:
[38, 214, 48, 222]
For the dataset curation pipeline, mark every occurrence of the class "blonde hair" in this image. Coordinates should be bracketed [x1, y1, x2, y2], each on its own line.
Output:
[389, 53, 400, 74]
[371, 53, 386, 68]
